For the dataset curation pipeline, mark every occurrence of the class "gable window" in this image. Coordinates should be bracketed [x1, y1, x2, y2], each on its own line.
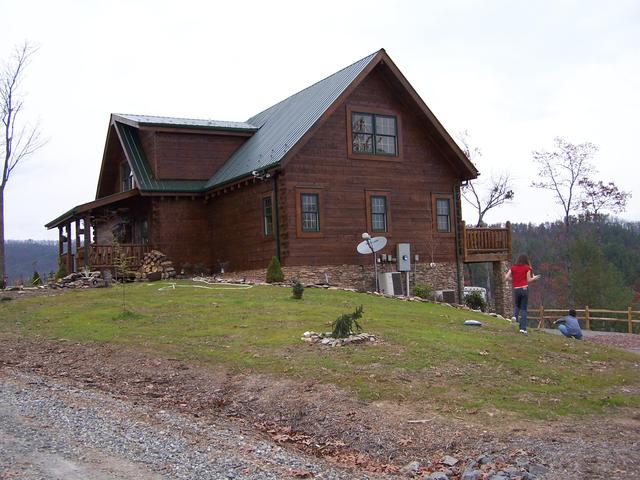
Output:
[300, 193, 320, 232]
[370, 195, 388, 232]
[352, 112, 397, 156]
[262, 196, 273, 236]
[435, 198, 451, 232]
[121, 162, 133, 191]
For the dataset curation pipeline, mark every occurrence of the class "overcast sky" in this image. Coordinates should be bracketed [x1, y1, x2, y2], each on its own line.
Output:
[2, 0, 638, 240]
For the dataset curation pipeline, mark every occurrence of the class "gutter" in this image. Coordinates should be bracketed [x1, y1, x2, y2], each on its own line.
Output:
[453, 182, 463, 303]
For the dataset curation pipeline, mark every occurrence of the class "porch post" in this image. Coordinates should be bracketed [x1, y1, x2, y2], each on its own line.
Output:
[58, 226, 64, 259]
[84, 214, 92, 270]
[75, 218, 82, 270]
[65, 222, 73, 274]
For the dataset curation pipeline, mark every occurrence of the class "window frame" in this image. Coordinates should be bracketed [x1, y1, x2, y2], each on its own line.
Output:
[295, 187, 324, 238]
[120, 161, 134, 192]
[431, 193, 454, 235]
[262, 195, 274, 237]
[365, 190, 392, 235]
[346, 106, 402, 161]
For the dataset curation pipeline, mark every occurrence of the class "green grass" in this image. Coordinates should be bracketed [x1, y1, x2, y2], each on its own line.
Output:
[2, 281, 639, 420]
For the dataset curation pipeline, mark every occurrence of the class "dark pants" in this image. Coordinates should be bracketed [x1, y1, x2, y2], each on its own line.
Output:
[513, 287, 529, 331]
[558, 324, 583, 340]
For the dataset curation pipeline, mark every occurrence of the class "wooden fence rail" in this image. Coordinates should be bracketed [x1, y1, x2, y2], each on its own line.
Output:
[529, 306, 640, 334]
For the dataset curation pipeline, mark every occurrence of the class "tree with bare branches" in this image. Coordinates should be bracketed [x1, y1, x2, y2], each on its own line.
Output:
[458, 131, 514, 227]
[1, 42, 45, 288]
[579, 178, 631, 220]
[531, 137, 597, 233]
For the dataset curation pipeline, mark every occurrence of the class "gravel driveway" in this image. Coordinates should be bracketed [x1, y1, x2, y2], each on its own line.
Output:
[0, 370, 375, 480]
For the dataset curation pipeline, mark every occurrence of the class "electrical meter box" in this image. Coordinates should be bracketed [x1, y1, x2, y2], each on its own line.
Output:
[396, 243, 411, 271]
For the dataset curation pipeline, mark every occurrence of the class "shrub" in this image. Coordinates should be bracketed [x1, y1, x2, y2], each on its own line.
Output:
[291, 279, 304, 299]
[465, 291, 487, 311]
[266, 256, 284, 283]
[332, 305, 364, 338]
[56, 261, 68, 279]
[413, 283, 433, 300]
[31, 270, 42, 286]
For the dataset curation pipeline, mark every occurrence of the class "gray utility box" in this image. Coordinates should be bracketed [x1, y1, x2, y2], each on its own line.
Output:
[397, 243, 411, 271]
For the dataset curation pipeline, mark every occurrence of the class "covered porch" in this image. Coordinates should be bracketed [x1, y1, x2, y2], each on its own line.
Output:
[46, 189, 151, 274]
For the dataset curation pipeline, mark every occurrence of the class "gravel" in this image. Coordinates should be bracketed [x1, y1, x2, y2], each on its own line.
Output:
[0, 371, 379, 479]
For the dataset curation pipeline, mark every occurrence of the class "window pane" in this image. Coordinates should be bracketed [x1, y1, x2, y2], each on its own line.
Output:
[437, 216, 450, 232]
[371, 196, 386, 213]
[263, 197, 273, 236]
[352, 113, 373, 133]
[375, 135, 396, 155]
[371, 196, 387, 232]
[436, 198, 450, 216]
[353, 133, 373, 153]
[375, 115, 396, 136]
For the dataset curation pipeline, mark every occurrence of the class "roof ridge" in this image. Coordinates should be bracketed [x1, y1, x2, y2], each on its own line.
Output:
[247, 49, 381, 123]
[115, 113, 256, 126]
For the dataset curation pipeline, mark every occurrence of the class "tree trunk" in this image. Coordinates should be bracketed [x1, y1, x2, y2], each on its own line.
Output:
[0, 186, 5, 289]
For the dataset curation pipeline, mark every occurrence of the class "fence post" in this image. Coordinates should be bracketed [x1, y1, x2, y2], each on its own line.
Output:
[539, 305, 545, 329]
[629, 306, 633, 334]
[585, 306, 590, 331]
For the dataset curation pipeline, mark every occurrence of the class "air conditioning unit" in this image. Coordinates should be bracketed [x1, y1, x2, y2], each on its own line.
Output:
[378, 272, 403, 295]
[435, 289, 456, 303]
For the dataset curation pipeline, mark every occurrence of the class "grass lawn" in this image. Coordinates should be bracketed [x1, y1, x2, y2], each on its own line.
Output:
[2, 280, 638, 419]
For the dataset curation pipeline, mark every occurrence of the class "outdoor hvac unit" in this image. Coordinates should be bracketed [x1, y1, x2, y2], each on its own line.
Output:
[378, 272, 403, 296]
[435, 289, 456, 303]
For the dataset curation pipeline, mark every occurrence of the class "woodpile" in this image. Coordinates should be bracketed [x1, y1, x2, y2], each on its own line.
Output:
[136, 250, 176, 281]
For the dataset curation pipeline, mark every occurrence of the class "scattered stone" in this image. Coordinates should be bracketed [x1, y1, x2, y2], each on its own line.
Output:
[461, 469, 483, 480]
[400, 460, 420, 476]
[300, 331, 378, 347]
[528, 463, 550, 476]
[423, 472, 449, 480]
[441, 455, 459, 467]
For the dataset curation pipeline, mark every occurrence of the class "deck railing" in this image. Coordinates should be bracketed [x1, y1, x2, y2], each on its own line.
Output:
[529, 306, 640, 334]
[462, 221, 512, 263]
[86, 244, 150, 269]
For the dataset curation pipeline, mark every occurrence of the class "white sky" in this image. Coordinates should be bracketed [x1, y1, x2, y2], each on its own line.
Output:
[2, 0, 638, 240]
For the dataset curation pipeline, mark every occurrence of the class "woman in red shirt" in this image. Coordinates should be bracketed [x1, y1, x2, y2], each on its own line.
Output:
[504, 254, 540, 334]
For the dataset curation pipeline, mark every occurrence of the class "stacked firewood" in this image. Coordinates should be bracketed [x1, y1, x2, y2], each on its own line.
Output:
[136, 250, 176, 281]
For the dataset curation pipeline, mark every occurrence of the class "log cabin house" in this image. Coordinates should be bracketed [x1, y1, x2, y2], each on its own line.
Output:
[46, 49, 512, 313]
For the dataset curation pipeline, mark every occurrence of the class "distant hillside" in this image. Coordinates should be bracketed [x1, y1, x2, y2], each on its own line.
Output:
[5, 240, 58, 285]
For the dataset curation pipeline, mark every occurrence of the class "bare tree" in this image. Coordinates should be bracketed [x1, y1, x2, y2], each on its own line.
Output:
[579, 178, 631, 220]
[1, 42, 45, 288]
[531, 137, 597, 232]
[458, 131, 514, 227]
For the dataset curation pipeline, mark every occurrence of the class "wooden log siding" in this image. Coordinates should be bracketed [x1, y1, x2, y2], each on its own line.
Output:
[462, 221, 512, 263]
[531, 307, 640, 334]
[87, 244, 151, 269]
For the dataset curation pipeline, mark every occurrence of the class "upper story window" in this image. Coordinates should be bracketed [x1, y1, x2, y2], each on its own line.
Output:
[121, 162, 134, 191]
[352, 112, 397, 156]
[300, 193, 320, 232]
[435, 197, 451, 232]
[262, 196, 273, 236]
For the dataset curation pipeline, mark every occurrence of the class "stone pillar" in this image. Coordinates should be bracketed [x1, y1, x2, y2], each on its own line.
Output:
[492, 260, 513, 318]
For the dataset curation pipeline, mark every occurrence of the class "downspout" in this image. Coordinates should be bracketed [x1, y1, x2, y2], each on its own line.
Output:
[272, 172, 281, 261]
[453, 181, 463, 303]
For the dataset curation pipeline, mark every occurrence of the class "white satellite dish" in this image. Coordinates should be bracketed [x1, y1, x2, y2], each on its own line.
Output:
[357, 236, 387, 254]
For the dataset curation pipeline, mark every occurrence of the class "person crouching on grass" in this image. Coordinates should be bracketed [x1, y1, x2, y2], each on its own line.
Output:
[504, 254, 541, 334]
[554, 309, 583, 340]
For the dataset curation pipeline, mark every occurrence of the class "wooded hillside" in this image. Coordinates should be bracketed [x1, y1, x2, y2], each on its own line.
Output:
[5, 240, 58, 285]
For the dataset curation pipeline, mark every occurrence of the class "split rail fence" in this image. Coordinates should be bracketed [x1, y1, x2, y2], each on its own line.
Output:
[529, 306, 640, 334]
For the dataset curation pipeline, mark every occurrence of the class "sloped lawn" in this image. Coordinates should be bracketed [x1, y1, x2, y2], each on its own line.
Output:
[2, 280, 638, 419]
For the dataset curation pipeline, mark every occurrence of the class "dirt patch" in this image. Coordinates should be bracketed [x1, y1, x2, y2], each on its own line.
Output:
[1, 335, 639, 478]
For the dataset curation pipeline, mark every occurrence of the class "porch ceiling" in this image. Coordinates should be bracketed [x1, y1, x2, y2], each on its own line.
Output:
[45, 189, 140, 229]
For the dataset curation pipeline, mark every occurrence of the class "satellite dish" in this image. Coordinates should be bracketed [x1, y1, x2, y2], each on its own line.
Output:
[357, 236, 387, 254]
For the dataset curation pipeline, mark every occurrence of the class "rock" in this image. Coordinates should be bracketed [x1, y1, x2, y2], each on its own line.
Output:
[486, 475, 508, 480]
[400, 461, 420, 476]
[441, 455, 459, 467]
[528, 464, 550, 476]
[423, 472, 448, 480]
[320, 338, 333, 345]
[461, 470, 483, 480]
[477, 454, 492, 465]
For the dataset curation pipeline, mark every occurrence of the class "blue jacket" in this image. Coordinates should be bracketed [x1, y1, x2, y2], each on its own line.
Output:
[555, 315, 582, 336]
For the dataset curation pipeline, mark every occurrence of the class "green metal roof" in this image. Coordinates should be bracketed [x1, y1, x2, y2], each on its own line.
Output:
[204, 50, 380, 189]
[113, 114, 257, 133]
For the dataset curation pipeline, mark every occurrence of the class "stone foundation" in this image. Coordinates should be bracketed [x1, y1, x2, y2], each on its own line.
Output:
[492, 261, 513, 318]
[220, 262, 463, 303]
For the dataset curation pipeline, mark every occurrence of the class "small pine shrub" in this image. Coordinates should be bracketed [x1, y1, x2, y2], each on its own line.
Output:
[31, 270, 42, 286]
[413, 283, 433, 300]
[332, 305, 364, 339]
[266, 256, 284, 283]
[465, 291, 487, 311]
[56, 261, 68, 279]
[291, 279, 304, 299]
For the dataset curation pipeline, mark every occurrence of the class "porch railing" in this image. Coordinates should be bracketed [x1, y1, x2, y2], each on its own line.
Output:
[462, 221, 512, 263]
[86, 244, 150, 269]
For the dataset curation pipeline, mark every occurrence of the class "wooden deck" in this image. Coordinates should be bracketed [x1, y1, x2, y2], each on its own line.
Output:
[71, 244, 150, 271]
[462, 222, 512, 263]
